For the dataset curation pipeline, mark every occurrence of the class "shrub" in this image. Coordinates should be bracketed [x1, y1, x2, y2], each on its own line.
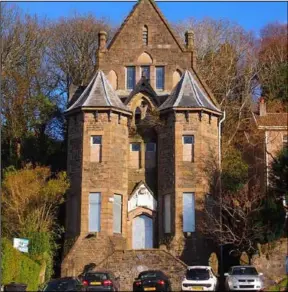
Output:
[1, 238, 41, 291]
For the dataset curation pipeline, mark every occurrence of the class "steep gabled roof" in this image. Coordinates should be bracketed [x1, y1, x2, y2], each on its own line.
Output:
[107, 0, 185, 52]
[159, 70, 221, 114]
[66, 70, 131, 113]
[125, 76, 160, 106]
[129, 180, 156, 200]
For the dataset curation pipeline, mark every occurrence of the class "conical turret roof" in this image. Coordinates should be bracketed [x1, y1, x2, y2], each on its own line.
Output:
[159, 70, 221, 113]
[66, 70, 130, 113]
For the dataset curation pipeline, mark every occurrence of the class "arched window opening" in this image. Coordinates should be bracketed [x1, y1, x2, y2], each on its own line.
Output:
[137, 52, 153, 64]
[135, 107, 142, 124]
[143, 26, 148, 46]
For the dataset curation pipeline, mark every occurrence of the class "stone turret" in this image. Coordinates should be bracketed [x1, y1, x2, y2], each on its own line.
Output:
[65, 70, 131, 238]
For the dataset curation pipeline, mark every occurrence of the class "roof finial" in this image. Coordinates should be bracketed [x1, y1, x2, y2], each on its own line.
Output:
[98, 31, 107, 51]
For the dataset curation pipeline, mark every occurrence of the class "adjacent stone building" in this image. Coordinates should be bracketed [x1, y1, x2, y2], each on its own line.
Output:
[248, 98, 288, 194]
[62, 0, 223, 280]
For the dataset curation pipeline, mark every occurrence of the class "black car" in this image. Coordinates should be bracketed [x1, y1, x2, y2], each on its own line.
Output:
[133, 270, 171, 292]
[42, 277, 84, 291]
[81, 271, 120, 291]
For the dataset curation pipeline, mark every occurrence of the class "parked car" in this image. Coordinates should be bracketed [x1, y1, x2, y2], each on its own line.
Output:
[81, 271, 120, 291]
[42, 277, 84, 291]
[181, 266, 218, 291]
[133, 270, 171, 292]
[224, 266, 264, 291]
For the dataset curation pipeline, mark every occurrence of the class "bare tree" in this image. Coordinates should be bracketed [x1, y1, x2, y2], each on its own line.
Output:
[200, 181, 266, 257]
[175, 18, 260, 150]
[257, 22, 287, 103]
[46, 13, 112, 103]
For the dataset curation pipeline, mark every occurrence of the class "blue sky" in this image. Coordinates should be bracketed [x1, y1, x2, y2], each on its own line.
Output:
[9, 1, 288, 36]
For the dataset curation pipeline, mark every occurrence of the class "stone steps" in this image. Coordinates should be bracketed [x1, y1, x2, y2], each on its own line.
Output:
[62, 237, 188, 291]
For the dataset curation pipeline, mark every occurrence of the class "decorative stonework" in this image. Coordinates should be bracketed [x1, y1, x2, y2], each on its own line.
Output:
[128, 182, 157, 212]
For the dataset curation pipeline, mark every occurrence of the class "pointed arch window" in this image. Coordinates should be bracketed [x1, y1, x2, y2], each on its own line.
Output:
[143, 25, 148, 46]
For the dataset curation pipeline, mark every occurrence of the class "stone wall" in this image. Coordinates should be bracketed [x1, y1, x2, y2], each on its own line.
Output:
[96, 249, 187, 291]
[266, 130, 286, 167]
[61, 234, 127, 277]
[252, 239, 287, 288]
[66, 113, 84, 237]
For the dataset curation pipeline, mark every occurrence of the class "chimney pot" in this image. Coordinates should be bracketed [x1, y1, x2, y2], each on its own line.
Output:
[259, 97, 266, 116]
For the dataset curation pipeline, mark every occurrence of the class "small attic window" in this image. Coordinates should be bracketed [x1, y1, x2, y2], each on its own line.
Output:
[143, 25, 148, 46]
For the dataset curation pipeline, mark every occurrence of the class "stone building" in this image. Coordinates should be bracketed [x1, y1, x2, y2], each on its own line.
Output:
[62, 0, 223, 284]
[248, 98, 288, 196]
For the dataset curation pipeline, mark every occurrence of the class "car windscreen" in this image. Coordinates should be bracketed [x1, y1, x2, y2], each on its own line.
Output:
[43, 279, 75, 291]
[186, 269, 210, 280]
[231, 267, 258, 275]
[139, 272, 161, 279]
[84, 273, 108, 281]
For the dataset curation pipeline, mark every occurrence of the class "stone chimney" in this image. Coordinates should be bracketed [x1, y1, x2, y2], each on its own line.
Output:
[259, 97, 266, 116]
[185, 30, 194, 50]
[98, 31, 107, 51]
[185, 30, 197, 68]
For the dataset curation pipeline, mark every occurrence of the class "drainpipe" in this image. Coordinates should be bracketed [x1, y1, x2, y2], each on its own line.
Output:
[218, 110, 226, 280]
[218, 111, 226, 171]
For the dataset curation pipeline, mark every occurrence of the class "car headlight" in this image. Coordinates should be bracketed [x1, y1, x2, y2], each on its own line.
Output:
[228, 278, 237, 286]
[255, 279, 263, 287]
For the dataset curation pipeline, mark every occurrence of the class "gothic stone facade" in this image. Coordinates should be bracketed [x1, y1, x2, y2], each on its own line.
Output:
[62, 0, 223, 275]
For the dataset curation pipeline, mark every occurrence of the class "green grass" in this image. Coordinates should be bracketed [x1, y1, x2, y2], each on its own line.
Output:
[267, 278, 288, 291]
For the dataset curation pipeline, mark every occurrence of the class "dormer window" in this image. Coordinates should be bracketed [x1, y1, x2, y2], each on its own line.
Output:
[143, 25, 148, 46]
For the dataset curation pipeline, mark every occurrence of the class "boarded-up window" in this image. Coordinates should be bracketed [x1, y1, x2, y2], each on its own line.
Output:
[89, 193, 101, 232]
[183, 192, 195, 232]
[156, 66, 164, 90]
[183, 135, 194, 162]
[91, 136, 102, 162]
[126, 66, 136, 90]
[145, 142, 156, 169]
[164, 194, 171, 233]
[130, 143, 141, 168]
[113, 194, 122, 233]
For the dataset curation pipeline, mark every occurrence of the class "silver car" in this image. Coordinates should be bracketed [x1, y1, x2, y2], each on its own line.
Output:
[224, 266, 263, 291]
